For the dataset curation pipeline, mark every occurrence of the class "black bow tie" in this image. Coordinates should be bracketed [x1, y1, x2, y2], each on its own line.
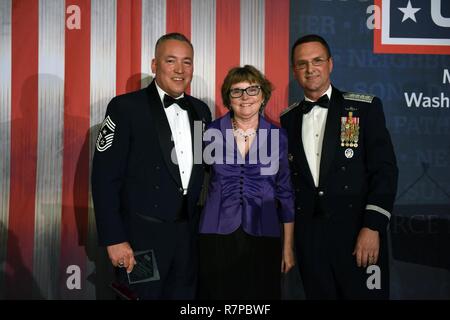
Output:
[301, 95, 329, 114]
[163, 94, 189, 110]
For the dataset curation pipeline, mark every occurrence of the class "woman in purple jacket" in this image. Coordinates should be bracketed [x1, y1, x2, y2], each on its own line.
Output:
[198, 65, 295, 300]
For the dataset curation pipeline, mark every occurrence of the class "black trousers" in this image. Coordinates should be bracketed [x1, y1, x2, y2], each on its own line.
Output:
[198, 227, 281, 300]
[296, 219, 390, 300]
[115, 197, 197, 300]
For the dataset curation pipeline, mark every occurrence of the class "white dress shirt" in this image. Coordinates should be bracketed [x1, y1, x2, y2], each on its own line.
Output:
[155, 82, 192, 195]
[302, 85, 332, 187]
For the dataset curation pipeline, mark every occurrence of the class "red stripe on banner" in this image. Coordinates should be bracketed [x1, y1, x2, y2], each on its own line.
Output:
[6, 0, 39, 299]
[166, 0, 191, 38]
[264, 0, 290, 125]
[215, 0, 240, 118]
[116, 0, 142, 95]
[60, 0, 91, 298]
[166, 0, 191, 94]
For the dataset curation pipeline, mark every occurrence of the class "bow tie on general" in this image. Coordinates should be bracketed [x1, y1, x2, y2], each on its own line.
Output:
[163, 94, 189, 110]
[301, 95, 330, 114]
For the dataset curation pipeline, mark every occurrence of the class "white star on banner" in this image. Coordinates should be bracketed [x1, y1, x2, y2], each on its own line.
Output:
[398, 0, 421, 23]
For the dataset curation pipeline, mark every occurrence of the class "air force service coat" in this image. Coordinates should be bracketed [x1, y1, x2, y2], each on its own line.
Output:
[92, 80, 211, 248]
[280, 87, 398, 233]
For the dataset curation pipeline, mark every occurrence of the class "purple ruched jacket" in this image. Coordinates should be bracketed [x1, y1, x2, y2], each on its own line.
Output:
[199, 112, 294, 237]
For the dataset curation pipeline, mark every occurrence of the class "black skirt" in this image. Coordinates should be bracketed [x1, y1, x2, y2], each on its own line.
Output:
[198, 227, 281, 300]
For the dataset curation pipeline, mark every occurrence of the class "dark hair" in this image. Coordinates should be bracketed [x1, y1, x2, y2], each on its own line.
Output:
[221, 65, 273, 112]
[291, 34, 332, 66]
[154, 32, 193, 56]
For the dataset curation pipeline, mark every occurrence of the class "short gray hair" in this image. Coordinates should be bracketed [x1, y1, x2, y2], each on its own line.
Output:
[154, 32, 193, 56]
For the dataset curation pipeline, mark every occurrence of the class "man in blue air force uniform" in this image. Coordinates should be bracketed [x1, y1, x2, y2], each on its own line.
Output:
[280, 34, 398, 299]
[91, 33, 211, 299]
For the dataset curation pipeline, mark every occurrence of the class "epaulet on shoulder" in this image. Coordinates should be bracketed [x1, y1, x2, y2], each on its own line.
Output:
[280, 102, 300, 117]
[343, 92, 375, 103]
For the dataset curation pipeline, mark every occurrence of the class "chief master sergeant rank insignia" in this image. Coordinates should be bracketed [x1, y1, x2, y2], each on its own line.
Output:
[96, 115, 116, 152]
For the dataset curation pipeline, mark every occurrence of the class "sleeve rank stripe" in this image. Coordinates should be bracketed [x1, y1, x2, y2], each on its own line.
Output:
[366, 204, 391, 219]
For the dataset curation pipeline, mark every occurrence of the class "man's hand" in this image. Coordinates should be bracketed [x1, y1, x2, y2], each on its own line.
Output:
[107, 242, 136, 273]
[352, 227, 379, 268]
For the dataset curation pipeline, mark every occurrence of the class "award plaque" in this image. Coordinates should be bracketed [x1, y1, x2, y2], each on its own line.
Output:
[127, 249, 160, 284]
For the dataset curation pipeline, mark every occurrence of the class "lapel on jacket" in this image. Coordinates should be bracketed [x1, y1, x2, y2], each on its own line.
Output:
[234, 113, 274, 163]
[250, 114, 271, 162]
[185, 96, 206, 193]
[219, 113, 237, 163]
[318, 86, 342, 187]
[288, 105, 316, 188]
[146, 81, 182, 187]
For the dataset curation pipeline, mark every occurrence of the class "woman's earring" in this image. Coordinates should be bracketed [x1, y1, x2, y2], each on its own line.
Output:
[259, 101, 265, 113]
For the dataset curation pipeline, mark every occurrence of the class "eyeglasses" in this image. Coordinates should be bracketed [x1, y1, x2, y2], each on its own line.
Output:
[229, 85, 261, 98]
[294, 57, 329, 70]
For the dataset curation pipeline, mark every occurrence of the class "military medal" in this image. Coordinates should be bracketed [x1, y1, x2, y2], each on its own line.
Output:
[344, 148, 354, 159]
[340, 111, 360, 148]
